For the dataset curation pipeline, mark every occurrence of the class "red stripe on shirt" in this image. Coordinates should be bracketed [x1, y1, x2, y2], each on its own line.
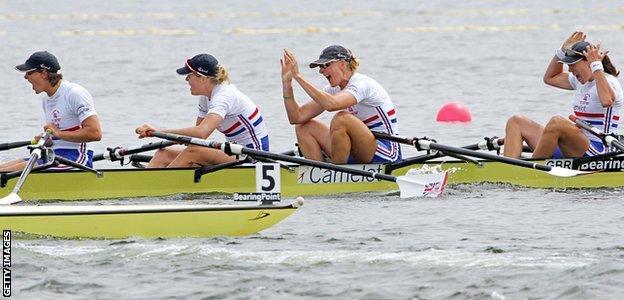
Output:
[61, 125, 81, 132]
[222, 121, 241, 134]
[248, 107, 259, 120]
[363, 115, 379, 123]
[575, 112, 606, 118]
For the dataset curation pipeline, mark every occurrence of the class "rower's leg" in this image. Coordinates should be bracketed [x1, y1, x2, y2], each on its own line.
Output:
[295, 120, 331, 161]
[168, 145, 235, 168]
[532, 116, 589, 159]
[147, 146, 184, 168]
[503, 115, 544, 158]
[329, 112, 376, 164]
[0, 159, 28, 172]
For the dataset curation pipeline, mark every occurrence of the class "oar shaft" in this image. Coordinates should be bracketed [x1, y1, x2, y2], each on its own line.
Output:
[0, 140, 33, 151]
[94, 141, 176, 161]
[241, 147, 397, 182]
[7, 132, 50, 196]
[374, 131, 553, 171]
[418, 140, 551, 172]
[374, 131, 508, 152]
[55, 156, 102, 177]
[151, 131, 398, 183]
[372, 132, 415, 146]
[10, 151, 40, 193]
[570, 115, 624, 152]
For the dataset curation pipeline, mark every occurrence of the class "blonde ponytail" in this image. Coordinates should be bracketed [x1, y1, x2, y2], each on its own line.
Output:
[211, 66, 230, 84]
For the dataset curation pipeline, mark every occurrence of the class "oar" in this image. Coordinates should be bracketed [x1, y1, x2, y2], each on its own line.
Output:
[93, 141, 176, 162]
[150, 131, 446, 198]
[0, 139, 35, 151]
[0, 132, 51, 205]
[569, 114, 624, 152]
[372, 131, 588, 177]
[379, 138, 494, 172]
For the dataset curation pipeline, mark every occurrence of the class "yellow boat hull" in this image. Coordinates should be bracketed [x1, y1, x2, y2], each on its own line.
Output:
[0, 201, 301, 239]
[0, 158, 622, 201]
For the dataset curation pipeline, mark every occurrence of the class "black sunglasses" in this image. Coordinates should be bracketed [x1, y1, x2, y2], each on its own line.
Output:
[319, 60, 338, 69]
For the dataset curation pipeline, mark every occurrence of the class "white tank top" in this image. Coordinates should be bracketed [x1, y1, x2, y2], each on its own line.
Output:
[41, 80, 97, 152]
[323, 73, 399, 135]
[197, 84, 269, 149]
[569, 73, 623, 143]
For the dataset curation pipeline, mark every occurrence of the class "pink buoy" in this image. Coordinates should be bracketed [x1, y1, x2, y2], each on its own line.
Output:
[436, 102, 472, 123]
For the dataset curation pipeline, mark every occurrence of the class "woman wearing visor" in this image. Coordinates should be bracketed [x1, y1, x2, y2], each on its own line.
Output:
[280, 45, 401, 164]
[135, 53, 269, 168]
[503, 31, 623, 159]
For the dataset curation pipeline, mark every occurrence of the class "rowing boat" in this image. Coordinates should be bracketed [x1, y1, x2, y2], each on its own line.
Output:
[0, 199, 302, 239]
[0, 155, 622, 201]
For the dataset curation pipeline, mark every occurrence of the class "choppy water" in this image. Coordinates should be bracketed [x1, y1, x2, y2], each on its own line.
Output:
[2, 0, 624, 299]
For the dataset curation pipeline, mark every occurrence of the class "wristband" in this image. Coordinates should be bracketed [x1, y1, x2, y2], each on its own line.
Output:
[556, 49, 565, 60]
[590, 61, 604, 73]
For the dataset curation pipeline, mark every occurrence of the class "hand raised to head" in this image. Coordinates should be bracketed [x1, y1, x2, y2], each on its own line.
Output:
[583, 43, 608, 63]
[562, 31, 586, 50]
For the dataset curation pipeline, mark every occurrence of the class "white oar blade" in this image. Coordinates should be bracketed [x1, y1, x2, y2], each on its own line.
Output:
[396, 171, 449, 198]
[547, 167, 592, 177]
[0, 193, 22, 205]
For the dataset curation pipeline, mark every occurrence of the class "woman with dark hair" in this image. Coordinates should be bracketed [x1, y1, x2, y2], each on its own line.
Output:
[503, 31, 623, 159]
[135, 53, 269, 167]
[0, 51, 102, 172]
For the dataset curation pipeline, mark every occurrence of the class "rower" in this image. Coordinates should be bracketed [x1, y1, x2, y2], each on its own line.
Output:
[135, 53, 270, 168]
[503, 31, 623, 159]
[280, 45, 401, 164]
[0, 51, 102, 172]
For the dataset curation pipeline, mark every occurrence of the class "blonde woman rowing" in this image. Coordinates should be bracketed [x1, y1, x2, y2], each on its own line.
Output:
[281, 45, 401, 164]
[136, 53, 269, 167]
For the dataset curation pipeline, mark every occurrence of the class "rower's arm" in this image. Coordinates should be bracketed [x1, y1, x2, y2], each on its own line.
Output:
[293, 74, 357, 111]
[283, 97, 325, 125]
[543, 56, 573, 90]
[166, 113, 222, 139]
[283, 74, 325, 124]
[593, 68, 616, 107]
[195, 117, 204, 126]
[50, 115, 102, 143]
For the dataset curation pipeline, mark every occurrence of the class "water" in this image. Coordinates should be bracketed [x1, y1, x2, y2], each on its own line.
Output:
[2, 0, 624, 298]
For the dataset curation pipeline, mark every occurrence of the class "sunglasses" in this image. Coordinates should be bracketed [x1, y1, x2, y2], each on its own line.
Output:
[25, 69, 43, 76]
[319, 60, 338, 69]
[185, 72, 207, 81]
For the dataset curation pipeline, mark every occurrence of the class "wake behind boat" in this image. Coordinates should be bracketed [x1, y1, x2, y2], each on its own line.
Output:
[0, 199, 303, 239]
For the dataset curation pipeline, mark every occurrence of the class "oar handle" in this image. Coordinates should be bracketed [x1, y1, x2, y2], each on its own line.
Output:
[570, 114, 624, 152]
[94, 141, 176, 161]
